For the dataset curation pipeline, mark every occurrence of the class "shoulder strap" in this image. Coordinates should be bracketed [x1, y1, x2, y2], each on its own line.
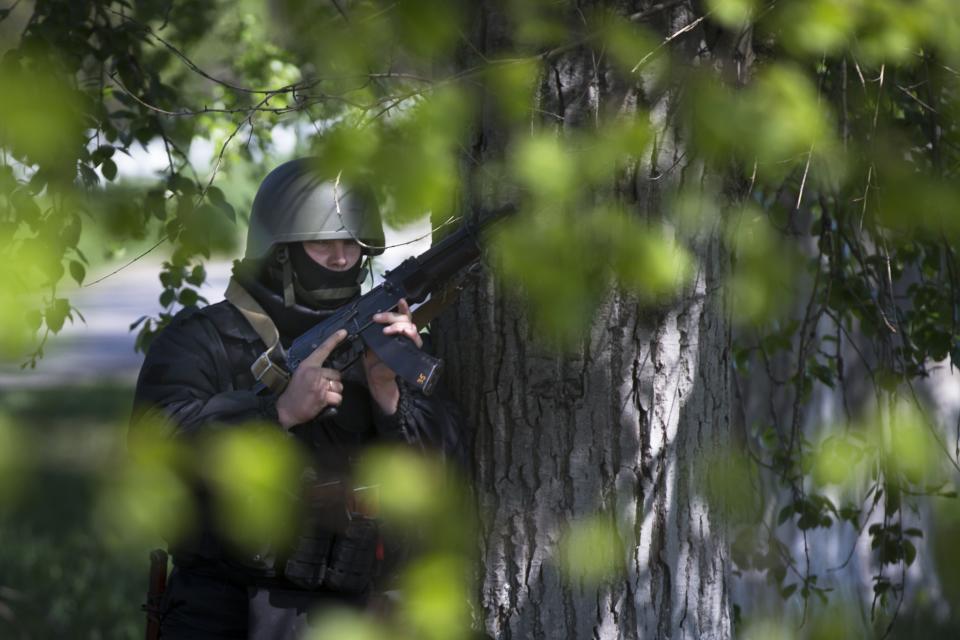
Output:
[224, 278, 291, 394]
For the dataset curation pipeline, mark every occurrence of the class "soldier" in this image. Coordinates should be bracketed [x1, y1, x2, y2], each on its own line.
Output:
[131, 158, 463, 639]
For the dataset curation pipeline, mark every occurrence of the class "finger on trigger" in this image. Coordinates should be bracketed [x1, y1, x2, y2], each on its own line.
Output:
[304, 329, 348, 366]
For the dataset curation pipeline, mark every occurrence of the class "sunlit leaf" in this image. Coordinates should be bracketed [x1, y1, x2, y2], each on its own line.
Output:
[203, 425, 308, 553]
[357, 447, 446, 525]
[485, 59, 540, 122]
[0, 61, 85, 174]
[511, 134, 576, 204]
[95, 433, 196, 551]
[701, 447, 757, 523]
[306, 607, 392, 640]
[314, 125, 380, 183]
[400, 554, 471, 640]
[603, 211, 694, 299]
[707, 0, 757, 29]
[373, 88, 470, 225]
[556, 515, 624, 584]
[507, 0, 570, 46]
[812, 434, 864, 488]
[885, 401, 933, 483]
[395, 0, 463, 59]
[598, 13, 658, 76]
[492, 209, 605, 343]
[726, 206, 802, 325]
[741, 618, 796, 640]
[578, 120, 652, 185]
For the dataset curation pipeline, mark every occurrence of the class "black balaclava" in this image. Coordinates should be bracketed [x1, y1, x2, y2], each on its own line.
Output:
[286, 243, 366, 308]
[232, 243, 367, 343]
[233, 242, 375, 434]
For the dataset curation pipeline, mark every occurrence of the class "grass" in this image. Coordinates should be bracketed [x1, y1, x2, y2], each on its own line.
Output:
[0, 383, 148, 640]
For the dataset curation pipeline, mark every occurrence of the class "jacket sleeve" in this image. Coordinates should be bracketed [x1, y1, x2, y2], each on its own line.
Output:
[369, 334, 468, 466]
[130, 308, 279, 439]
[397, 382, 468, 466]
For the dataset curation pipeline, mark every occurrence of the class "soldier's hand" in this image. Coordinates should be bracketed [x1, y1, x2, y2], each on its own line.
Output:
[364, 299, 421, 414]
[276, 329, 347, 429]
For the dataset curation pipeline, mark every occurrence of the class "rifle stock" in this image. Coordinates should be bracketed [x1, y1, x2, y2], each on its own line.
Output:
[142, 548, 168, 640]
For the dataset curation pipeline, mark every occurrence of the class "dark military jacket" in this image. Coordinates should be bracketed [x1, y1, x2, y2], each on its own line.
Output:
[130, 295, 464, 585]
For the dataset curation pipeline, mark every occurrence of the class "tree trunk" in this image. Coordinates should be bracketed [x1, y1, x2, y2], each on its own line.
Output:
[435, 2, 734, 638]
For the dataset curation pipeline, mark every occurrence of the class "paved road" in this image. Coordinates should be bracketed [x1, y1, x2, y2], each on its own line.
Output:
[0, 260, 232, 388]
[0, 222, 432, 388]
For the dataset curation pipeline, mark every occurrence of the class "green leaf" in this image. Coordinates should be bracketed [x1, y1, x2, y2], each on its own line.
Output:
[45, 298, 71, 333]
[145, 190, 167, 220]
[24, 309, 42, 332]
[69, 260, 85, 285]
[186, 265, 206, 286]
[92, 144, 115, 164]
[780, 583, 797, 598]
[101, 158, 118, 181]
[207, 186, 226, 204]
[159, 289, 175, 308]
[216, 200, 236, 222]
[178, 288, 199, 306]
[707, 0, 757, 28]
[168, 174, 197, 196]
[61, 216, 82, 248]
[903, 540, 917, 567]
[777, 504, 794, 525]
[79, 163, 100, 187]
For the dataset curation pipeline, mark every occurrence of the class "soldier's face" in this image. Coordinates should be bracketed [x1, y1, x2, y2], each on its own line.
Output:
[302, 239, 362, 271]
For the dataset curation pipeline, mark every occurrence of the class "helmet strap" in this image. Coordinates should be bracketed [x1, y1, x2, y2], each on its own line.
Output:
[277, 245, 296, 308]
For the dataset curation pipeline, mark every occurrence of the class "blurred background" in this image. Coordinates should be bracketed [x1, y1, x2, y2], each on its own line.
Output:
[2, 1, 960, 639]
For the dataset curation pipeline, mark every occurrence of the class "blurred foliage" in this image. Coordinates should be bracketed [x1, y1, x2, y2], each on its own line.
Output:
[1, 0, 960, 637]
[0, 385, 144, 639]
[203, 424, 308, 553]
[556, 515, 625, 585]
[306, 607, 391, 640]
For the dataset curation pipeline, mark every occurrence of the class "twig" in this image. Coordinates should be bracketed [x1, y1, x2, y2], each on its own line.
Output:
[795, 145, 814, 211]
[110, 9, 314, 96]
[84, 238, 168, 287]
[873, 64, 885, 130]
[895, 83, 937, 114]
[199, 96, 270, 202]
[331, 172, 463, 251]
[631, 13, 710, 74]
[330, 0, 350, 22]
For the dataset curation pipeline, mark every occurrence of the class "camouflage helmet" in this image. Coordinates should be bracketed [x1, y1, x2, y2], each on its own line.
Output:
[244, 158, 385, 259]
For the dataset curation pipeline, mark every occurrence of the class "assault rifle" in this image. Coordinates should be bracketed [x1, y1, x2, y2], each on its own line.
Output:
[251, 209, 509, 400]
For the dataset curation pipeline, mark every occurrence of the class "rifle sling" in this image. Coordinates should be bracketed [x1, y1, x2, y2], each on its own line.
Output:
[224, 278, 291, 394]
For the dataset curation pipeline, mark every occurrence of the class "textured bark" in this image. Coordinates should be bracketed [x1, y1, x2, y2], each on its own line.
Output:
[434, 2, 734, 638]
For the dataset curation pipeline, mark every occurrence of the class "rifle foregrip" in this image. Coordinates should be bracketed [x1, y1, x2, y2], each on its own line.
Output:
[361, 327, 443, 395]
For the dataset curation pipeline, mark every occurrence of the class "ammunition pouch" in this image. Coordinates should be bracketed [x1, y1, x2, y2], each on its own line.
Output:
[282, 481, 381, 594]
[321, 517, 379, 593]
[284, 517, 379, 593]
